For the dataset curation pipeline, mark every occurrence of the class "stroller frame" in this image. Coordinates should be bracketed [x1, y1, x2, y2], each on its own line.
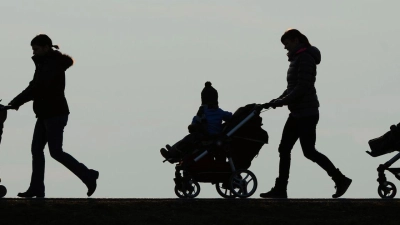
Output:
[173, 106, 264, 199]
[369, 151, 400, 198]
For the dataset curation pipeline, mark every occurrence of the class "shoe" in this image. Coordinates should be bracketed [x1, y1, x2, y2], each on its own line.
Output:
[260, 187, 287, 198]
[166, 145, 181, 158]
[332, 170, 352, 198]
[260, 178, 288, 199]
[160, 148, 170, 159]
[17, 190, 45, 198]
[85, 169, 99, 197]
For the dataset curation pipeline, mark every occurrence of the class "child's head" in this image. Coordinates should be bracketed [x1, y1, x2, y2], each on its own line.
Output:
[201, 81, 218, 106]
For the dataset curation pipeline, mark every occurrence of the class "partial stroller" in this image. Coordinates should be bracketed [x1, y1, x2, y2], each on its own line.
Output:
[367, 123, 400, 198]
[0, 104, 10, 198]
[166, 104, 268, 198]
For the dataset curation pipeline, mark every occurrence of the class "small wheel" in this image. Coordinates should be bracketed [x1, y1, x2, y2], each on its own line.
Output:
[174, 185, 186, 198]
[229, 169, 257, 198]
[215, 183, 235, 198]
[0, 185, 6, 198]
[182, 179, 200, 198]
[378, 181, 397, 199]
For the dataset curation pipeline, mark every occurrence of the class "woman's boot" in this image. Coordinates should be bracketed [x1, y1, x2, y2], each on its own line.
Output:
[260, 178, 288, 198]
[331, 169, 352, 198]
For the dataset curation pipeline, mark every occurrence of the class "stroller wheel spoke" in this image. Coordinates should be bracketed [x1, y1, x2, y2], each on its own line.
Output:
[246, 178, 253, 184]
[243, 174, 250, 181]
[242, 187, 248, 195]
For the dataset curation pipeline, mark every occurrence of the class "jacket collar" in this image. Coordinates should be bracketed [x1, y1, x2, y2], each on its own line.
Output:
[287, 44, 307, 61]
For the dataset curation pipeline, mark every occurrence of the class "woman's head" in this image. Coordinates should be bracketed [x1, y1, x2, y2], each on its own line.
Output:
[281, 29, 311, 53]
[31, 34, 59, 56]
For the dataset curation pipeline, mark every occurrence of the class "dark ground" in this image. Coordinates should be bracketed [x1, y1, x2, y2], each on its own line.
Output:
[0, 198, 397, 225]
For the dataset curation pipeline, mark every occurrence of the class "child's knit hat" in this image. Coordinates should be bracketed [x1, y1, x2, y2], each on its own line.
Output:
[201, 81, 218, 105]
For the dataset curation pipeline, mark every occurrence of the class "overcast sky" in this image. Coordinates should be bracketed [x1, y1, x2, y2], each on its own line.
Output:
[1, 0, 400, 198]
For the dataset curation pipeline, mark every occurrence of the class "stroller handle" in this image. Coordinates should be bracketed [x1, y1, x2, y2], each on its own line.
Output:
[259, 103, 272, 110]
[0, 105, 12, 111]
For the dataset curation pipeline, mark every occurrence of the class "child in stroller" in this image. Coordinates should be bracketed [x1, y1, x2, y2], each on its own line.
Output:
[160, 81, 232, 161]
[164, 103, 269, 198]
[368, 123, 400, 198]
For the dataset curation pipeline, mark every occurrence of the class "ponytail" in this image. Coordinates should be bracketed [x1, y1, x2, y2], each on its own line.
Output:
[31, 34, 60, 49]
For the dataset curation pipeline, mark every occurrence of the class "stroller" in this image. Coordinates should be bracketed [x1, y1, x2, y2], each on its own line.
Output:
[0, 104, 10, 198]
[367, 123, 400, 198]
[165, 104, 269, 198]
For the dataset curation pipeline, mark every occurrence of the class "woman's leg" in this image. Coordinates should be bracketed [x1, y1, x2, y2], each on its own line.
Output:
[45, 115, 98, 196]
[298, 114, 352, 197]
[278, 116, 300, 181]
[29, 119, 47, 194]
[45, 115, 90, 183]
[298, 115, 337, 177]
[260, 116, 299, 198]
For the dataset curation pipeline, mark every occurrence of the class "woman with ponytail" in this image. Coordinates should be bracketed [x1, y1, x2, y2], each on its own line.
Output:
[260, 29, 352, 198]
[8, 34, 99, 198]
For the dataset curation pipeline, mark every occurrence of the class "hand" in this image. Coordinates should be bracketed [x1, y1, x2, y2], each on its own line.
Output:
[268, 99, 284, 109]
[188, 124, 197, 134]
[7, 104, 19, 111]
[260, 103, 271, 109]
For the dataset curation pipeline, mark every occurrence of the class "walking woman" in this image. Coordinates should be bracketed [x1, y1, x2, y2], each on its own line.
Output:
[260, 29, 351, 198]
[8, 34, 99, 197]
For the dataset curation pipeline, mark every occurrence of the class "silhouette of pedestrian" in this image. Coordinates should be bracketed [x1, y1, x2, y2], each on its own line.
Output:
[260, 29, 351, 198]
[0, 104, 6, 144]
[8, 34, 99, 198]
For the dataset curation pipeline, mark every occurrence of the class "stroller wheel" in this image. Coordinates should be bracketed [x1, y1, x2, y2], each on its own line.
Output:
[229, 169, 257, 198]
[0, 185, 6, 198]
[378, 181, 397, 199]
[182, 179, 201, 198]
[215, 183, 235, 199]
[174, 185, 187, 198]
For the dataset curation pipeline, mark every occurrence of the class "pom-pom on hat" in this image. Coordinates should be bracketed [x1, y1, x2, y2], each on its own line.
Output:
[201, 81, 218, 105]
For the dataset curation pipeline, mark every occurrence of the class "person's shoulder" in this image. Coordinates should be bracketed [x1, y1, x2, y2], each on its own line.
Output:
[299, 46, 321, 64]
[218, 107, 232, 114]
[49, 50, 74, 69]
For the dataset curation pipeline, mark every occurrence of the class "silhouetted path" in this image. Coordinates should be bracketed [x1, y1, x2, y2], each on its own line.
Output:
[0, 198, 397, 225]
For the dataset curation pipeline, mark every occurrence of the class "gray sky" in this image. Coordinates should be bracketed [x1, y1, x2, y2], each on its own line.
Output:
[0, 0, 400, 198]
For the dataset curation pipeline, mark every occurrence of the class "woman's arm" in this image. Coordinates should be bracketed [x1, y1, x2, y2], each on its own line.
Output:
[277, 53, 315, 105]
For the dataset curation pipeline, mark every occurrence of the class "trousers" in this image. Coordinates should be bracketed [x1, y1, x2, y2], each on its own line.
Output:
[29, 115, 89, 192]
[278, 114, 337, 181]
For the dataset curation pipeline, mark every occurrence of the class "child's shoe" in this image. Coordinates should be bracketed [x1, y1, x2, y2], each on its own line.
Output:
[160, 148, 170, 159]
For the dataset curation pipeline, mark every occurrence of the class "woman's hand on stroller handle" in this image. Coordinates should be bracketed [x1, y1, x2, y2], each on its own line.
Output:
[0, 105, 13, 111]
[255, 103, 272, 112]
[259, 103, 270, 110]
[0, 99, 17, 111]
[261, 99, 284, 109]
